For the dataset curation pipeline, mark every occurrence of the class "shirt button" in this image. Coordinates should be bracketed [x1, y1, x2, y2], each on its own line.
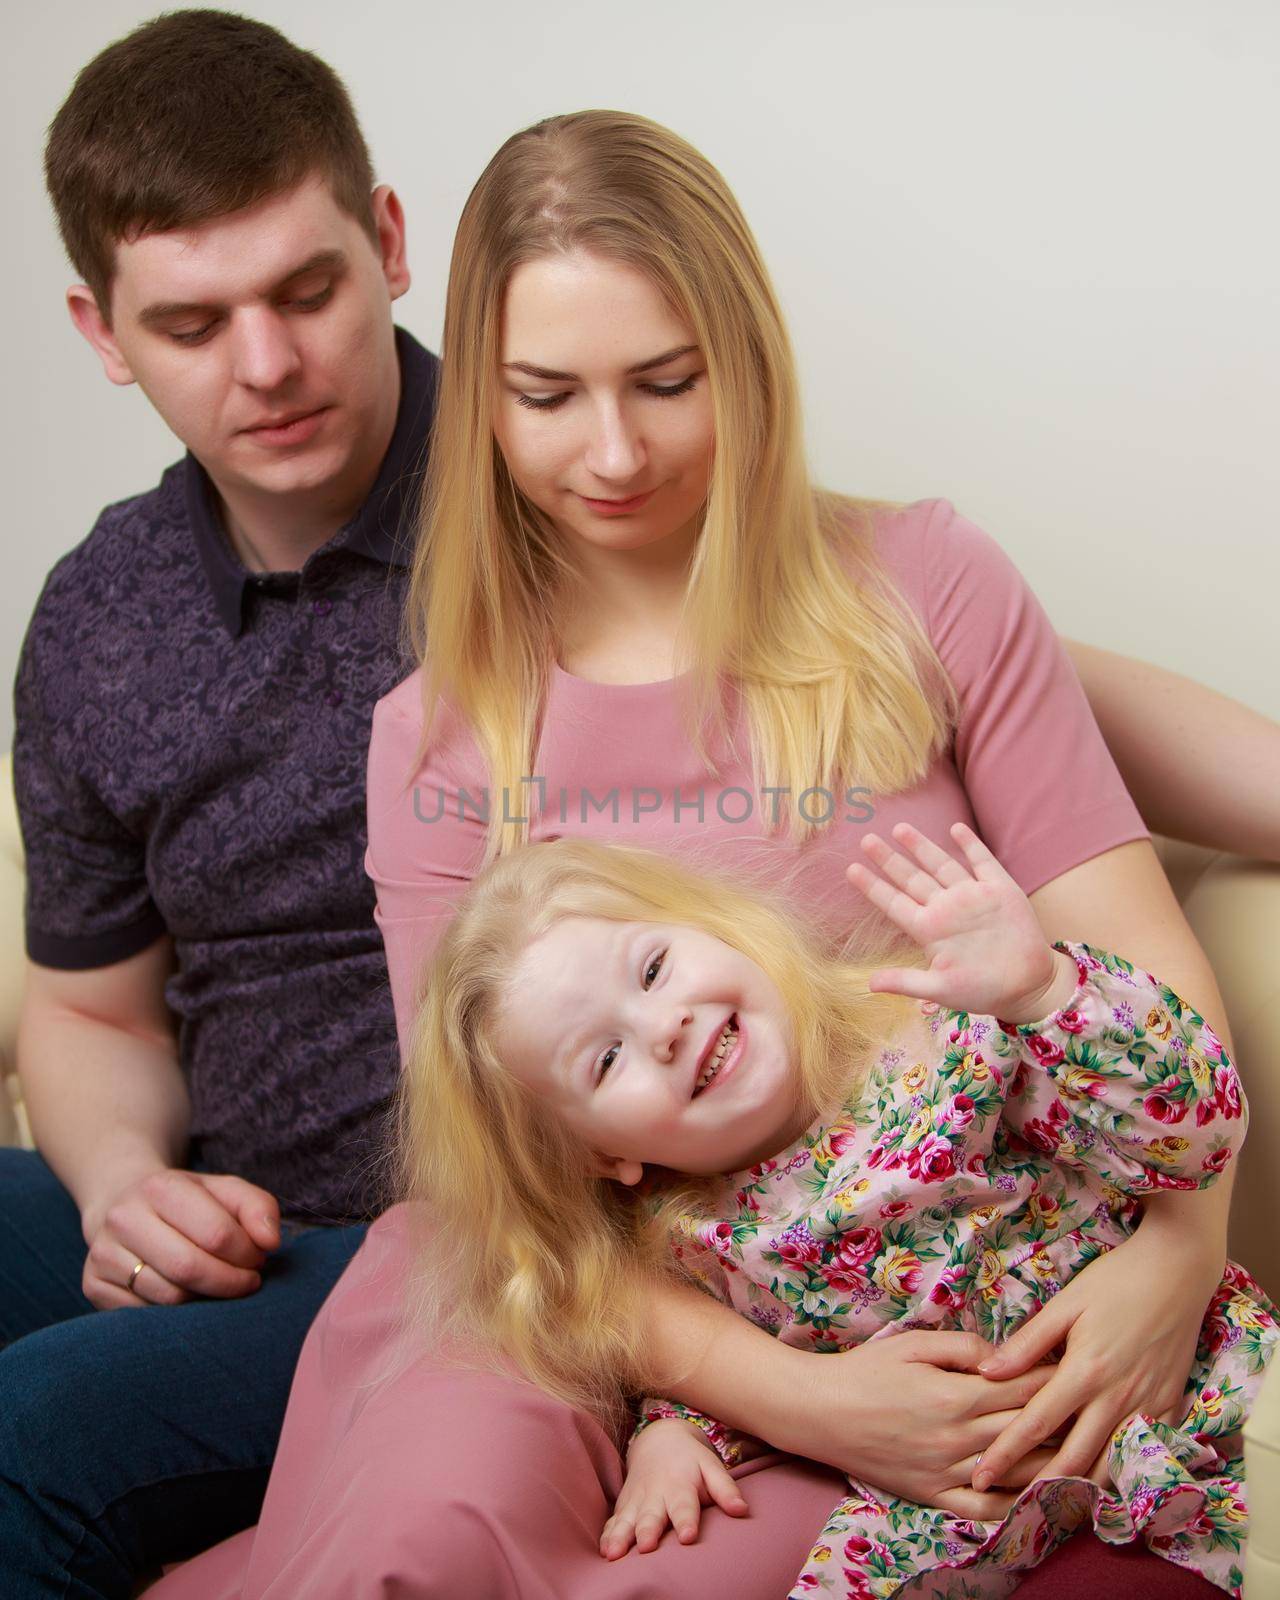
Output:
[326, 689, 344, 708]
[312, 598, 333, 617]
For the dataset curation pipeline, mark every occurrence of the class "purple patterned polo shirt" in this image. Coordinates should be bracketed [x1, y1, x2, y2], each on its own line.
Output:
[12, 327, 439, 1226]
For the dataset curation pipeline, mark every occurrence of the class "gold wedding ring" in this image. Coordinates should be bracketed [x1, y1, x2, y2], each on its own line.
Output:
[127, 1259, 146, 1292]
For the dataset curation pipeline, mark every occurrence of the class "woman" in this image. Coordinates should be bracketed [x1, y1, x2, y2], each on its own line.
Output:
[155, 110, 1271, 1598]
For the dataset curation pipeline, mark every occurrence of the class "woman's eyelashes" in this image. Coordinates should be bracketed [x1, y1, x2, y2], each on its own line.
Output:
[515, 375, 701, 412]
[594, 947, 669, 1081]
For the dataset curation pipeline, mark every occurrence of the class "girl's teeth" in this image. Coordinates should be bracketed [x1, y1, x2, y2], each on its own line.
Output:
[697, 1018, 738, 1091]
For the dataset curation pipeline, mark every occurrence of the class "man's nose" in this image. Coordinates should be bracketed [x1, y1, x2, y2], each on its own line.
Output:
[229, 310, 304, 392]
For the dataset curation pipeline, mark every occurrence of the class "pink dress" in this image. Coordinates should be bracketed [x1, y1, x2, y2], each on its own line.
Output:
[636, 939, 1273, 1597]
[152, 499, 1199, 1599]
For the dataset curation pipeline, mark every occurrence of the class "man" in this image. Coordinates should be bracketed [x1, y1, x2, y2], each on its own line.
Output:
[0, 11, 438, 1594]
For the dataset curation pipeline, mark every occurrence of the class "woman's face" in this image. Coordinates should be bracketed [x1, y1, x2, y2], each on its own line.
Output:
[492, 915, 810, 1181]
[492, 251, 715, 557]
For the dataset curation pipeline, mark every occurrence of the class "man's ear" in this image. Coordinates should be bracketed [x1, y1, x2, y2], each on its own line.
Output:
[370, 184, 411, 303]
[67, 286, 135, 386]
[589, 1151, 644, 1187]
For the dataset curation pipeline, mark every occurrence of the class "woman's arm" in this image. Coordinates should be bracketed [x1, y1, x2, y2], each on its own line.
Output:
[970, 836, 1238, 1489]
[1063, 638, 1280, 862]
[636, 1277, 1061, 1520]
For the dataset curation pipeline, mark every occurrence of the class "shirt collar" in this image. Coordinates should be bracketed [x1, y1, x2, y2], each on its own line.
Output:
[187, 326, 439, 638]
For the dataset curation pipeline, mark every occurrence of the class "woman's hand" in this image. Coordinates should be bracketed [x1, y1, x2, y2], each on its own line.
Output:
[845, 821, 1078, 1024]
[771, 1330, 1064, 1520]
[600, 1419, 749, 1560]
[966, 1222, 1215, 1490]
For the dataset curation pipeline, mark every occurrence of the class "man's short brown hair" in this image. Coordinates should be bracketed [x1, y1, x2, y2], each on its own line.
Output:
[45, 9, 379, 316]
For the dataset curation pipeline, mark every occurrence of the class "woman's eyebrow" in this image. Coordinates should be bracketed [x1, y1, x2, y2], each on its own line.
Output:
[502, 344, 700, 383]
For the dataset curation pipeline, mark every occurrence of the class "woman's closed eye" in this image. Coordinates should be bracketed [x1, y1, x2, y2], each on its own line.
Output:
[516, 375, 701, 412]
[595, 947, 668, 1081]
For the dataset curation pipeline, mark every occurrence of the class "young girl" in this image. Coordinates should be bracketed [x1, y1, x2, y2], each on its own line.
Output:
[400, 818, 1274, 1599]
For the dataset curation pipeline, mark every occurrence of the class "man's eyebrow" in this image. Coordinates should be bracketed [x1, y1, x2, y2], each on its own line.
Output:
[555, 925, 635, 1084]
[502, 344, 700, 383]
[137, 249, 348, 326]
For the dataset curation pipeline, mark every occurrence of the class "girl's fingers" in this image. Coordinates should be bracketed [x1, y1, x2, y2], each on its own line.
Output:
[700, 1458, 749, 1517]
[599, 1513, 636, 1559]
[890, 822, 972, 888]
[633, 1507, 670, 1553]
[666, 1488, 703, 1543]
[949, 821, 1007, 883]
[868, 968, 942, 1003]
[859, 831, 948, 904]
[845, 863, 925, 936]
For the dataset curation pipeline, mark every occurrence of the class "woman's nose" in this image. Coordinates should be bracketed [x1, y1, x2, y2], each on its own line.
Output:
[583, 401, 645, 484]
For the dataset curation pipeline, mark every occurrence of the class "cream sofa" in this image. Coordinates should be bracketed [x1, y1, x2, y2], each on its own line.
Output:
[1, 751, 1278, 1593]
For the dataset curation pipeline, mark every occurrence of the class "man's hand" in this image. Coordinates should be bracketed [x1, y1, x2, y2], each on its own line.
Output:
[81, 1168, 281, 1309]
[600, 1420, 749, 1560]
[776, 1330, 1063, 1520]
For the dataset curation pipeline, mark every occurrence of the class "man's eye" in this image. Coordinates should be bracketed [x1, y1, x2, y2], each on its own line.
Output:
[287, 284, 334, 312]
[169, 322, 217, 346]
[643, 950, 666, 988]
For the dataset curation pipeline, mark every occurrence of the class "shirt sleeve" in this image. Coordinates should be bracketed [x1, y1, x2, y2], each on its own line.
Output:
[998, 939, 1246, 1193]
[922, 499, 1150, 896]
[12, 593, 167, 970]
[364, 686, 493, 1065]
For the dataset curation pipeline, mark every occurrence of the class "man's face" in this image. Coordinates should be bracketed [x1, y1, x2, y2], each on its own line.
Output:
[73, 174, 409, 505]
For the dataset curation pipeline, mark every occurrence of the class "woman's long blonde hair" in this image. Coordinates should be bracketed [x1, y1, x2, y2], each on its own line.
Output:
[396, 836, 921, 1424]
[401, 110, 959, 865]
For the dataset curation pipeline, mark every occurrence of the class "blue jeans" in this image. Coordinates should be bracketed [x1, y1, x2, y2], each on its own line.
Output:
[0, 1148, 367, 1598]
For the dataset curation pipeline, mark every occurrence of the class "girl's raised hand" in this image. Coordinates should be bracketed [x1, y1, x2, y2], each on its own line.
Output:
[845, 821, 1077, 1024]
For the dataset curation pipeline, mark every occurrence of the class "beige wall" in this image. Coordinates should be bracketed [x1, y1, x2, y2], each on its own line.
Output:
[3, 0, 1276, 747]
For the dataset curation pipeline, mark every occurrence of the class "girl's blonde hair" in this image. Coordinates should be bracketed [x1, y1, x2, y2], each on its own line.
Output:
[396, 836, 921, 1424]
[401, 110, 959, 864]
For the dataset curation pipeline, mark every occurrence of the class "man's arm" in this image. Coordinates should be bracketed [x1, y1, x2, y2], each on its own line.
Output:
[1063, 637, 1280, 862]
[17, 936, 278, 1305]
[18, 936, 188, 1236]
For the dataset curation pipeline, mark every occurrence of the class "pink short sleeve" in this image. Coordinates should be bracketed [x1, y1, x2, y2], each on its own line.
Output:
[364, 686, 491, 1063]
[919, 498, 1149, 895]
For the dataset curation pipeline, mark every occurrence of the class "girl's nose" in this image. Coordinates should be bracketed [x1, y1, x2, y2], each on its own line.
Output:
[650, 1005, 694, 1065]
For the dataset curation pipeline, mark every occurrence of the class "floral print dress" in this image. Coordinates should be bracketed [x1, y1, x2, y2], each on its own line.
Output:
[637, 940, 1275, 1598]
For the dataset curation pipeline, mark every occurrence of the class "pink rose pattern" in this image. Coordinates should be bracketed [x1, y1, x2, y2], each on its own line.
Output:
[635, 942, 1274, 1597]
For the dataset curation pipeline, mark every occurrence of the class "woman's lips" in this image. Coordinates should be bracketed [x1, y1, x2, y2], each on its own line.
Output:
[242, 407, 331, 448]
[578, 489, 655, 516]
[696, 1017, 747, 1097]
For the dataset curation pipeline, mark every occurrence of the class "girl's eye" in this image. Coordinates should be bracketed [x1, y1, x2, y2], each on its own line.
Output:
[597, 1044, 619, 1078]
[643, 950, 666, 988]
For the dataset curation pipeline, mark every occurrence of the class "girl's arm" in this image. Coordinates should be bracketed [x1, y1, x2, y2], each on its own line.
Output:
[997, 938, 1245, 1192]
[1063, 637, 1280, 862]
[971, 836, 1239, 1489]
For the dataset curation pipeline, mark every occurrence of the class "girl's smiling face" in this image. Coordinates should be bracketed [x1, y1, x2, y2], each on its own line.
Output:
[492, 916, 810, 1180]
